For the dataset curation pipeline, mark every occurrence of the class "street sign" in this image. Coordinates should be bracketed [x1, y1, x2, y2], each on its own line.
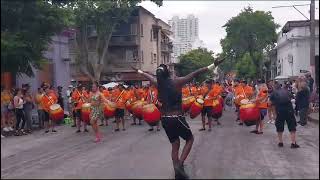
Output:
[300, 70, 309, 73]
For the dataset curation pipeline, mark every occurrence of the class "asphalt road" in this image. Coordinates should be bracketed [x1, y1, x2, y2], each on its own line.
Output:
[1, 109, 319, 179]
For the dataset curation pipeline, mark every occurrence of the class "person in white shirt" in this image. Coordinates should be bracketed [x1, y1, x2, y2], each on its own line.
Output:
[14, 89, 27, 135]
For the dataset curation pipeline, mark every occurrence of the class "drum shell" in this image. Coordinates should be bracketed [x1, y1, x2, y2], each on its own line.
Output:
[104, 101, 116, 118]
[182, 96, 195, 112]
[125, 100, 132, 113]
[50, 104, 64, 122]
[81, 103, 91, 123]
[190, 99, 203, 119]
[142, 104, 161, 126]
[131, 100, 146, 119]
[239, 104, 260, 123]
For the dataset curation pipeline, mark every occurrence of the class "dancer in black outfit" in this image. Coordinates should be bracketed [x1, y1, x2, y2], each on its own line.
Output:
[132, 58, 223, 179]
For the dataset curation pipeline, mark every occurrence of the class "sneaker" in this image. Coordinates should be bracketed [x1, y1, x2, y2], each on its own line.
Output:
[45, 130, 50, 133]
[157, 128, 160, 131]
[3, 127, 10, 132]
[199, 128, 206, 131]
[238, 122, 243, 126]
[291, 143, 300, 149]
[250, 130, 258, 133]
[148, 128, 154, 131]
[84, 129, 89, 132]
[76, 130, 81, 133]
[1, 134, 5, 138]
[52, 129, 57, 133]
[99, 124, 104, 126]
[174, 164, 189, 179]
[267, 120, 271, 124]
[8, 127, 14, 131]
[278, 142, 284, 147]
[115, 128, 120, 132]
[71, 125, 76, 127]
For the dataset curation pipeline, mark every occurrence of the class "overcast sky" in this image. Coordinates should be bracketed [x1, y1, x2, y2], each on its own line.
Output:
[139, 1, 319, 53]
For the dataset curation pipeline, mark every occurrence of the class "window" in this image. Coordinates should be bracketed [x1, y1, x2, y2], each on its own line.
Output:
[153, 29, 158, 41]
[141, 50, 144, 63]
[130, 24, 137, 35]
[153, 53, 157, 63]
[126, 49, 138, 62]
[140, 24, 143, 37]
[150, 29, 153, 41]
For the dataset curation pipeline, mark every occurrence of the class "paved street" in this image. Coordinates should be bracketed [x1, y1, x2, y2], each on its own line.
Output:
[1, 110, 319, 179]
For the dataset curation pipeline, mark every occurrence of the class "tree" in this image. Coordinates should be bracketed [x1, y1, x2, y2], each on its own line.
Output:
[220, 6, 280, 78]
[175, 48, 215, 83]
[1, 0, 70, 77]
[60, 0, 162, 82]
[235, 52, 256, 79]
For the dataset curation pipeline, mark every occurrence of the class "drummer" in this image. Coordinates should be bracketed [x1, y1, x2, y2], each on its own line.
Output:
[71, 84, 89, 133]
[146, 84, 160, 131]
[200, 80, 212, 131]
[41, 84, 58, 133]
[234, 80, 247, 125]
[133, 84, 144, 125]
[211, 81, 223, 125]
[100, 86, 111, 126]
[131, 58, 224, 179]
[252, 79, 268, 134]
[112, 84, 128, 131]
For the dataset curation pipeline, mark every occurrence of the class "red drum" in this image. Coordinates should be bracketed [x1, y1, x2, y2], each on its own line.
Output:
[142, 104, 161, 126]
[190, 98, 204, 119]
[81, 103, 91, 123]
[182, 96, 196, 112]
[49, 104, 64, 122]
[104, 100, 117, 118]
[212, 99, 223, 119]
[131, 100, 147, 119]
[125, 100, 133, 113]
[239, 103, 260, 126]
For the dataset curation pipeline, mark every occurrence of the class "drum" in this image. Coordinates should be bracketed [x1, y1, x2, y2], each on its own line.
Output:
[235, 95, 245, 105]
[190, 98, 204, 119]
[239, 102, 260, 126]
[81, 103, 91, 123]
[131, 100, 147, 119]
[142, 104, 161, 126]
[212, 98, 223, 119]
[49, 104, 64, 122]
[104, 100, 117, 118]
[182, 96, 196, 112]
[126, 100, 133, 113]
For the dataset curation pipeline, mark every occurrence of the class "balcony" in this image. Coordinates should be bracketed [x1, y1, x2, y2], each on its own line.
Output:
[109, 35, 139, 46]
[161, 42, 173, 53]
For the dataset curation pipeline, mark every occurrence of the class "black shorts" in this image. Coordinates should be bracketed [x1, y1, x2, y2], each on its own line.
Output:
[275, 108, 296, 132]
[44, 111, 50, 122]
[115, 108, 125, 118]
[74, 109, 81, 118]
[201, 106, 212, 118]
[161, 116, 193, 143]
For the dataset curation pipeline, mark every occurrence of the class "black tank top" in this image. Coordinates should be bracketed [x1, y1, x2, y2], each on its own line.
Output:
[158, 80, 182, 113]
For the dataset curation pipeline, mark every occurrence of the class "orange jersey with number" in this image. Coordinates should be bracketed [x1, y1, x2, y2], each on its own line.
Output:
[256, 86, 268, 109]
[41, 94, 58, 112]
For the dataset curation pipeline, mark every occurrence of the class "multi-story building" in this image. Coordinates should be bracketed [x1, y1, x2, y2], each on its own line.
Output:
[15, 31, 73, 93]
[168, 15, 203, 62]
[69, 6, 173, 84]
[275, 20, 319, 84]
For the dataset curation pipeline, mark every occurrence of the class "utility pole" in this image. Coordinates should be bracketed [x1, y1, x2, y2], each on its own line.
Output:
[310, 0, 316, 88]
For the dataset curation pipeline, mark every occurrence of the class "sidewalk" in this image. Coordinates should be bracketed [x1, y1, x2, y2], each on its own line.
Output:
[308, 112, 319, 124]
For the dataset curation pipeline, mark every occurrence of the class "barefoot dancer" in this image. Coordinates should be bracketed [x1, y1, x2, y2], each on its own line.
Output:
[89, 82, 107, 143]
[132, 58, 223, 179]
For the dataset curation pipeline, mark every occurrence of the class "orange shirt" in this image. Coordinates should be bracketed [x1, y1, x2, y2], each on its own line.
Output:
[112, 89, 128, 109]
[200, 85, 209, 96]
[35, 93, 44, 110]
[190, 86, 198, 96]
[102, 90, 111, 100]
[126, 89, 136, 102]
[135, 88, 145, 100]
[71, 89, 89, 109]
[182, 86, 191, 98]
[41, 93, 58, 112]
[212, 84, 223, 97]
[256, 86, 268, 109]
[244, 85, 254, 98]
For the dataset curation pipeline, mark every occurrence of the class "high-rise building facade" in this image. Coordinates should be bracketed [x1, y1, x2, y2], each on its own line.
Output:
[169, 15, 203, 63]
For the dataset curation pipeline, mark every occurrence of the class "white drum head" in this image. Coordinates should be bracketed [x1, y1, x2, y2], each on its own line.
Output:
[50, 104, 61, 110]
[197, 99, 204, 104]
[82, 103, 91, 108]
[240, 99, 250, 105]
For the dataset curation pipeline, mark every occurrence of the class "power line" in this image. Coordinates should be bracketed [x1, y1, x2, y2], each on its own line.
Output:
[272, 4, 310, 20]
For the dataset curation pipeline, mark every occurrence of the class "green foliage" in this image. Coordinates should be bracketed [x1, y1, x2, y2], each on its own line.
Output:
[220, 6, 279, 78]
[235, 53, 256, 79]
[1, 0, 70, 77]
[175, 48, 214, 82]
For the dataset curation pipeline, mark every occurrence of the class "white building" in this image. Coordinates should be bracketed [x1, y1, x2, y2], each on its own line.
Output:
[168, 15, 203, 62]
[275, 20, 319, 79]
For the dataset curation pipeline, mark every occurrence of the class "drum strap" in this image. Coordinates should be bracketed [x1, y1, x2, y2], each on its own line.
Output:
[77, 91, 85, 103]
[45, 94, 54, 106]
[241, 87, 247, 99]
[116, 90, 125, 102]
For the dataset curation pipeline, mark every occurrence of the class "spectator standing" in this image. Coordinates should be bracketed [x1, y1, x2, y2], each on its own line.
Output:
[22, 84, 34, 134]
[57, 86, 64, 110]
[270, 81, 299, 148]
[306, 73, 314, 93]
[14, 89, 27, 136]
[35, 88, 45, 129]
[296, 80, 310, 126]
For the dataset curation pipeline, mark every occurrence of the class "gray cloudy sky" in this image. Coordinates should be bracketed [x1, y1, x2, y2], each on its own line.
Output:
[139, 1, 319, 53]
